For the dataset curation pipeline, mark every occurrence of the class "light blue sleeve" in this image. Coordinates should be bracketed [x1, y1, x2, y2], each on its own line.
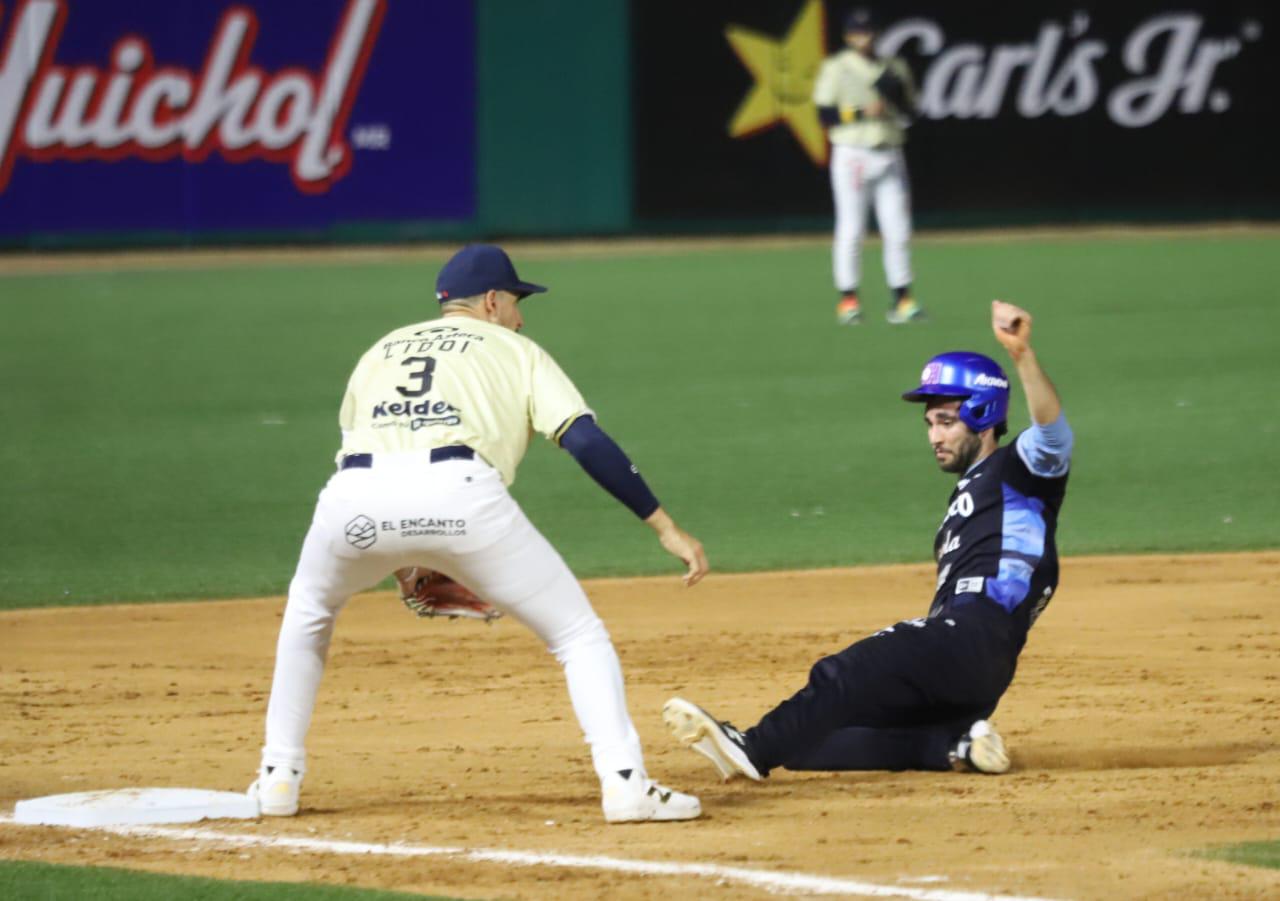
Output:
[1015, 414, 1074, 478]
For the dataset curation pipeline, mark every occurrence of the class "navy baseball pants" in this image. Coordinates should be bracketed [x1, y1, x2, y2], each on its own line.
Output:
[743, 602, 1019, 773]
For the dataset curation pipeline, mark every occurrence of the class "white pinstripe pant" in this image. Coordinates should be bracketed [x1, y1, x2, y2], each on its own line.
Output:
[829, 143, 913, 293]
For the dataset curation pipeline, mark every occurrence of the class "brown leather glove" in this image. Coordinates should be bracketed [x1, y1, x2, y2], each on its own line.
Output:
[393, 567, 502, 623]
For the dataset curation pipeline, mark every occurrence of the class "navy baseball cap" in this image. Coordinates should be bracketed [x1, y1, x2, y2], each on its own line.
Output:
[844, 7, 880, 33]
[435, 244, 547, 302]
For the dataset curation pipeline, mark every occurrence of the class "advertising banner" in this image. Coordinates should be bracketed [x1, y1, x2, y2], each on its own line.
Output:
[0, 0, 475, 239]
[632, 1, 1278, 223]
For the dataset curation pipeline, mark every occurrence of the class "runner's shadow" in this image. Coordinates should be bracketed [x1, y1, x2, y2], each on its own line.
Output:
[1016, 742, 1268, 771]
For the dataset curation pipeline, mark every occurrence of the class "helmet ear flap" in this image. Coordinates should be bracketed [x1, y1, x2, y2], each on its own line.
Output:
[961, 399, 995, 433]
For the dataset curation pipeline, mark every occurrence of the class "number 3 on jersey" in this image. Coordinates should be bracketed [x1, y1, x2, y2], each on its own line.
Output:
[397, 356, 436, 397]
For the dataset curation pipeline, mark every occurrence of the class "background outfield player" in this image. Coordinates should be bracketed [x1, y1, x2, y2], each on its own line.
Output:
[814, 8, 925, 326]
[250, 244, 708, 824]
[665, 301, 1071, 777]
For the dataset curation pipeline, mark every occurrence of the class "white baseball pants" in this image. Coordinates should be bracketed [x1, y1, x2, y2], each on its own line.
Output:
[830, 144, 913, 293]
[260, 452, 646, 787]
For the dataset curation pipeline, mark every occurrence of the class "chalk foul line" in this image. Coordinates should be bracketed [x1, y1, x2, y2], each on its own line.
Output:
[0, 815, 1061, 901]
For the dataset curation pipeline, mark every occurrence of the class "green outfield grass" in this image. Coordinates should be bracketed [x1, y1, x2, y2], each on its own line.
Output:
[1196, 839, 1280, 870]
[1, 232, 1276, 608]
[0, 860, 465, 899]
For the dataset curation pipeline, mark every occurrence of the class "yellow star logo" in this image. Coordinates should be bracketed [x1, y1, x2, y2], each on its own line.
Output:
[725, 0, 828, 165]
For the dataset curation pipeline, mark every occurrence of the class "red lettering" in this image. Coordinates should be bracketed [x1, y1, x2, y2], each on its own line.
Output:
[0, 0, 386, 193]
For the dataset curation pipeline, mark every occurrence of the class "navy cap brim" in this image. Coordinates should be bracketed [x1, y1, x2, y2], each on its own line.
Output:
[511, 280, 546, 298]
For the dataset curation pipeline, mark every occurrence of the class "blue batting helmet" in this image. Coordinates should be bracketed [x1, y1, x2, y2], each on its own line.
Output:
[902, 351, 1010, 433]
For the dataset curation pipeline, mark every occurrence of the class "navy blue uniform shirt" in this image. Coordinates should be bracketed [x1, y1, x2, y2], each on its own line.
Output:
[929, 421, 1072, 652]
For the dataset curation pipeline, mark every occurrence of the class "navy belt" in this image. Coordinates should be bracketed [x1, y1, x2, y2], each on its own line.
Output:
[340, 446, 475, 470]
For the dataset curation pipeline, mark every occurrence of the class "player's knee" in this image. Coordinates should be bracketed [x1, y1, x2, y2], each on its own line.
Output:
[808, 653, 849, 688]
[547, 613, 612, 664]
[279, 608, 337, 651]
[282, 589, 340, 636]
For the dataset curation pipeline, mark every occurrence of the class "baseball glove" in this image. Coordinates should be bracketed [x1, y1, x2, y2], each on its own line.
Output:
[872, 67, 913, 117]
[394, 567, 502, 623]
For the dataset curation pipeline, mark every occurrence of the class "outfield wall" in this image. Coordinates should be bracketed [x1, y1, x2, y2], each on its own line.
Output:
[0, 0, 1274, 248]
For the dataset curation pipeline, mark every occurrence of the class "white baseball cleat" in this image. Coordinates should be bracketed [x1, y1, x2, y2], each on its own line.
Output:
[952, 720, 1010, 774]
[248, 765, 303, 816]
[601, 769, 701, 823]
[663, 697, 763, 782]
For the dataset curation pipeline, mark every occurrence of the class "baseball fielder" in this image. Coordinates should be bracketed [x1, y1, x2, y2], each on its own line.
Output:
[249, 244, 707, 823]
[813, 8, 924, 326]
[665, 301, 1071, 778]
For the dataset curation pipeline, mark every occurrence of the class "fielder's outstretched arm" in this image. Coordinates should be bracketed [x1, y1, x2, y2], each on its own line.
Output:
[558, 416, 709, 586]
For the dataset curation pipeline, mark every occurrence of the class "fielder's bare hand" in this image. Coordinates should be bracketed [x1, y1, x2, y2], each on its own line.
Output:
[991, 300, 1033, 361]
[646, 508, 709, 587]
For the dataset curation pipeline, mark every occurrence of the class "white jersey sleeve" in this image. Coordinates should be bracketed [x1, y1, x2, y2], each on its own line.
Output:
[528, 343, 592, 442]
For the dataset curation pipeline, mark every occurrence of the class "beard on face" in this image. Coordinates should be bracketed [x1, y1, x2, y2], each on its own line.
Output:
[937, 431, 983, 473]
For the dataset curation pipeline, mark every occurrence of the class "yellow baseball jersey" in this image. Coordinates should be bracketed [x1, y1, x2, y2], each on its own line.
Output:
[336, 316, 590, 485]
[812, 51, 915, 148]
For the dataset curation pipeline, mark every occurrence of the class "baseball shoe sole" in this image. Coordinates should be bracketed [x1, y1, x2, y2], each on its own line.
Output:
[663, 697, 763, 782]
[601, 769, 701, 823]
[248, 765, 302, 816]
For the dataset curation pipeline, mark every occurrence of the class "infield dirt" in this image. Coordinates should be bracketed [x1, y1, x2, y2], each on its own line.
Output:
[2, 552, 1278, 899]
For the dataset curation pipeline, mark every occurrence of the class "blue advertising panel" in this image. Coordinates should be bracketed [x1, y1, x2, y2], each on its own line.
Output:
[0, 0, 475, 237]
